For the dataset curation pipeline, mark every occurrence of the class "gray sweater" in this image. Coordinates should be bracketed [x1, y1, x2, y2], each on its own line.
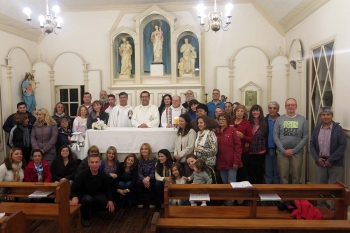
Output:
[188, 170, 212, 184]
[273, 114, 308, 155]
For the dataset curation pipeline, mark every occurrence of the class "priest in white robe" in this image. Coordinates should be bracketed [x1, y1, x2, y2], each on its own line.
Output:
[108, 92, 133, 127]
[131, 91, 159, 128]
[161, 95, 187, 127]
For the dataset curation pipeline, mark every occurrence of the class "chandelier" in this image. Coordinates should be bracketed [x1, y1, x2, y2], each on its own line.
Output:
[23, 0, 63, 35]
[196, 0, 233, 32]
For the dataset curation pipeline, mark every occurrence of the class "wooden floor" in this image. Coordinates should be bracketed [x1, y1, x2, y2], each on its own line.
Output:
[26, 205, 163, 233]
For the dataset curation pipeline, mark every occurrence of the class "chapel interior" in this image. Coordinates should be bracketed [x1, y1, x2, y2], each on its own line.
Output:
[0, 0, 350, 223]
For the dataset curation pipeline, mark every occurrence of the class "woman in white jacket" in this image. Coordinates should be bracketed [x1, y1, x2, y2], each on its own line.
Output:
[174, 114, 196, 175]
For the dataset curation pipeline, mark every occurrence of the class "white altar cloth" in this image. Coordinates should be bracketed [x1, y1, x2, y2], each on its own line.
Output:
[83, 127, 177, 158]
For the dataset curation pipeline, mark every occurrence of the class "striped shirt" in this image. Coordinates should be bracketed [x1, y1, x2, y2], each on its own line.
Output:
[318, 122, 332, 157]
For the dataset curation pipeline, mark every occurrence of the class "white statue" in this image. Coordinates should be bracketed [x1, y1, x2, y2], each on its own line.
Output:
[151, 24, 164, 63]
[190, 47, 197, 74]
[180, 38, 194, 74]
[119, 37, 133, 75]
[178, 58, 186, 77]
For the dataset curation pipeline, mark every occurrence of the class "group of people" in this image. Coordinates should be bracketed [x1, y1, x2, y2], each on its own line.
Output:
[0, 87, 346, 227]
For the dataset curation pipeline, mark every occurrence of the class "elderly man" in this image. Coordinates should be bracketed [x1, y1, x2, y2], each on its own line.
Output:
[310, 106, 347, 207]
[100, 90, 109, 110]
[108, 92, 134, 127]
[77, 92, 93, 115]
[191, 103, 219, 132]
[274, 98, 308, 184]
[206, 89, 225, 118]
[264, 101, 280, 184]
[105, 94, 116, 114]
[161, 95, 187, 127]
[182, 90, 194, 109]
[3, 102, 36, 133]
[131, 91, 159, 128]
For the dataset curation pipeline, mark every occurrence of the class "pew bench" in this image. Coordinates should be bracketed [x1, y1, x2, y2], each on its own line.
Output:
[151, 182, 350, 232]
[0, 181, 81, 233]
[0, 211, 26, 233]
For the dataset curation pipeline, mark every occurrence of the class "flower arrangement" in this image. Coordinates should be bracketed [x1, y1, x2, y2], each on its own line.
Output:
[92, 120, 107, 130]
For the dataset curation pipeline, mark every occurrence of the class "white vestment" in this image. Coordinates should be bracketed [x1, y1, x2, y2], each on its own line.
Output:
[161, 105, 186, 127]
[131, 104, 159, 128]
[105, 105, 115, 114]
[108, 105, 133, 127]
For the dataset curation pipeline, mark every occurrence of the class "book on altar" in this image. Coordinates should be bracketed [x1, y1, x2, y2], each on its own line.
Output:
[189, 193, 210, 201]
[230, 181, 253, 188]
[258, 193, 281, 201]
[28, 190, 53, 198]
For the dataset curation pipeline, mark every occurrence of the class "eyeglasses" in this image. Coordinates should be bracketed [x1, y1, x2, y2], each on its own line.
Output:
[212, 93, 220, 95]
[285, 104, 296, 107]
[219, 118, 226, 121]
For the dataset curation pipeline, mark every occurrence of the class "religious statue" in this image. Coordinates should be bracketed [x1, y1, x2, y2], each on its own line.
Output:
[179, 37, 197, 75]
[178, 58, 186, 76]
[119, 37, 133, 75]
[151, 22, 164, 63]
[245, 90, 257, 107]
[21, 72, 37, 113]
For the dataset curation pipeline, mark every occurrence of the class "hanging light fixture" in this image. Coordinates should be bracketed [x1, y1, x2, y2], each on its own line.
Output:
[23, 0, 63, 35]
[196, 0, 233, 32]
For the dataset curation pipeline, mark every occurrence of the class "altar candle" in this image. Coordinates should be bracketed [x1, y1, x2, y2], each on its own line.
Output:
[174, 117, 179, 124]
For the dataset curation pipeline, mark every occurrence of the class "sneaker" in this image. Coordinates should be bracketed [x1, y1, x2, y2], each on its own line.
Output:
[138, 204, 144, 208]
[149, 205, 156, 209]
[191, 203, 197, 206]
[201, 203, 207, 206]
[81, 219, 91, 228]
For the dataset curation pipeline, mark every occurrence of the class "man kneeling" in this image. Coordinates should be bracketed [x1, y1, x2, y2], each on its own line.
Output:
[70, 153, 115, 227]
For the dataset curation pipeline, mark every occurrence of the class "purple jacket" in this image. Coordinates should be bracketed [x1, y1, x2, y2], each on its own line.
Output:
[31, 123, 58, 164]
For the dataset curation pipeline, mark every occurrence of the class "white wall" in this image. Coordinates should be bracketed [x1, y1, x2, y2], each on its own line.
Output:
[285, 0, 350, 129]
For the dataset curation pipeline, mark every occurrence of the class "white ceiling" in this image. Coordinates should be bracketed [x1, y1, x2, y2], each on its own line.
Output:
[0, 0, 329, 42]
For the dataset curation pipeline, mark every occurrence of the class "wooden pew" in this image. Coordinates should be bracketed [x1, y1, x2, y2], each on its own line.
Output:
[151, 181, 350, 232]
[0, 181, 81, 233]
[0, 211, 26, 233]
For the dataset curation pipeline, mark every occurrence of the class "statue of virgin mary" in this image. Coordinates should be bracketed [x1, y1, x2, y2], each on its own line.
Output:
[151, 21, 164, 63]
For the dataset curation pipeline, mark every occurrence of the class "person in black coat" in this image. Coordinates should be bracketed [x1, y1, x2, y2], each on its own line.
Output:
[51, 146, 78, 183]
[55, 116, 72, 152]
[86, 100, 109, 129]
[3, 102, 36, 133]
[8, 112, 32, 163]
[117, 153, 138, 207]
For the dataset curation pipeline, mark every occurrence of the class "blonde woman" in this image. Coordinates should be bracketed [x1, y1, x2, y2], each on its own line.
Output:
[31, 108, 58, 165]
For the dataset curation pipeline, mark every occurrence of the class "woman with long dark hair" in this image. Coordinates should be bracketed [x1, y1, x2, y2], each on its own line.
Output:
[155, 149, 174, 206]
[158, 94, 172, 126]
[248, 104, 267, 184]
[51, 146, 78, 184]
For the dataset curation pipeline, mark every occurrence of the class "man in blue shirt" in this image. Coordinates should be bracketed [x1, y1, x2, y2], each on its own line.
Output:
[265, 101, 280, 184]
[206, 89, 225, 118]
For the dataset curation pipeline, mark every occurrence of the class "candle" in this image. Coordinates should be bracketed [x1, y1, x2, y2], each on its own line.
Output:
[174, 117, 179, 125]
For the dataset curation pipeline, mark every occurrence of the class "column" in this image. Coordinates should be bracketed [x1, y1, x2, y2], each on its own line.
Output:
[285, 63, 290, 98]
[49, 71, 55, 110]
[267, 65, 273, 104]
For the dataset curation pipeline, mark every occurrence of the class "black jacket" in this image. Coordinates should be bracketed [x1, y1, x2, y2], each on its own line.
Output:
[87, 111, 109, 129]
[3, 111, 36, 133]
[51, 158, 78, 182]
[117, 162, 138, 191]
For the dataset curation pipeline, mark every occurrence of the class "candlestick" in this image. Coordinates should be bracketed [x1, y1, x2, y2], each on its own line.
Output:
[174, 117, 179, 125]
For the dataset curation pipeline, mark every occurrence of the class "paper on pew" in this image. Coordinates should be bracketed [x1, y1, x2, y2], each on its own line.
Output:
[258, 193, 281, 201]
[0, 213, 5, 219]
[28, 190, 53, 198]
[230, 181, 253, 188]
[189, 193, 210, 201]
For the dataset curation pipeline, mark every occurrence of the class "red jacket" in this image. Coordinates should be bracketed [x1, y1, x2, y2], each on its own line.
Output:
[215, 126, 242, 170]
[229, 119, 253, 153]
[291, 200, 323, 220]
[24, 159, 52, 182]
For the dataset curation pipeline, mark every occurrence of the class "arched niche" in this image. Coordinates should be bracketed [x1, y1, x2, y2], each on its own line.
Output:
[141, 16, 171, 74]
[177, 32, 199, 77]
[113, 34, 135, 78]
[32, 60, 53, 112]
[110, 26, 137, 79]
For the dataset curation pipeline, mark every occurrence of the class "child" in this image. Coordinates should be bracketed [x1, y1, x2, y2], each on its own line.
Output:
[185, 159, 212, 206]
[24, 149, 52, 182]
[169, 163, 186, 206]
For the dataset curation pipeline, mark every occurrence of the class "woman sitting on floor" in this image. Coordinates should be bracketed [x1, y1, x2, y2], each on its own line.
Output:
[136, 143, 157, 209]
[100, 146, 119, 202]
[24, 149, 52, 182]
[51, 146, 78, 184]
[117, 153, 138, 207]
[155, 149, 174, 206]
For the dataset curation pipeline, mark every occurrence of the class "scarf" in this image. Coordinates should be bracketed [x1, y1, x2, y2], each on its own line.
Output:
[18, 125, 30, 147]
[194, 129, 210, 156]
[34, 162, 44, 177]
[12, 162, 22, 182]
[55, 112, 65, 118]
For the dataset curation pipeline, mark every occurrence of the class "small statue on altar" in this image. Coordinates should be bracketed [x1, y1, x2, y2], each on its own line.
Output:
[151, 22, 164, 63]
[119, 37, 133, 75]
[21, 72, 37, 113]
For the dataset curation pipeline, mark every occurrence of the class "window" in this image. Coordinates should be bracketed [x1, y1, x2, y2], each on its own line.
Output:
[56, 86, 81, 116]
[310, 41, 334, 129]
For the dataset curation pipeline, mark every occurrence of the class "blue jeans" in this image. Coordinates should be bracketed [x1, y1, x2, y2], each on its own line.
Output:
[265, 149, 280, 184]
[118, 181, 132, 205]
[219, 169, 237, 184]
